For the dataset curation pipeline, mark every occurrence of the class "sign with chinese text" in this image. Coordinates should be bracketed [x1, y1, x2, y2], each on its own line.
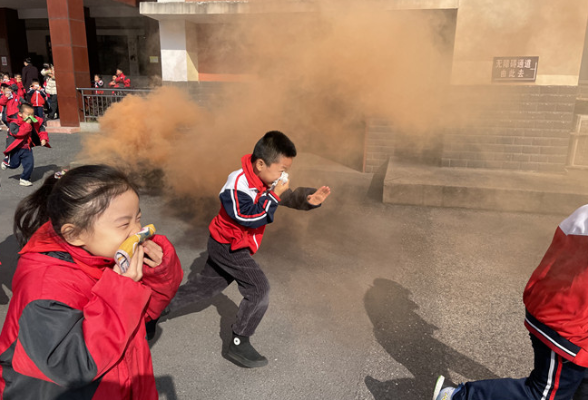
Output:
[492, 56, 538, 82]
[1, 57, 6, 66]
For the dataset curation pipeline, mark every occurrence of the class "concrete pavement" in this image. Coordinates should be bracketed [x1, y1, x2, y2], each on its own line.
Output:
[0, 134, 570, 399]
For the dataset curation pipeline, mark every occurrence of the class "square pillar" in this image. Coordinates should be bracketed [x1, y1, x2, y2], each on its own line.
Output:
[48, 0, 91, 127]
[159, 19, 199, 82]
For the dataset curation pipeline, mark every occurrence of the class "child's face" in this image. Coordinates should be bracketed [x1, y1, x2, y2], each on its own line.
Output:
[2, 76, 8, 81]
[3, 88, 11, 96]
[94, 76, 100, 81]
[75, 189, 143, 259]
[19, 108, 34, 120]
[15, 76, 21, 82]
[112, 76, 117, 81]
[255, 155, 293, 186]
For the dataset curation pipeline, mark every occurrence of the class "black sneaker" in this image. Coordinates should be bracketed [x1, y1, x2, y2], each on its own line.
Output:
[227, 333, 268, 368]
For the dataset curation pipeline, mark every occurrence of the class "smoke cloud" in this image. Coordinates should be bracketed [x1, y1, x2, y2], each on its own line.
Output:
[78, 1, 464, 214]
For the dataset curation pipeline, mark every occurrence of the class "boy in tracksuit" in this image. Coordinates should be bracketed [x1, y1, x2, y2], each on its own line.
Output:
[1, 102, 50, 186]
[27, 79, 48, 121]
[435, 205, 588, 400]
[170, 131, 331, 368]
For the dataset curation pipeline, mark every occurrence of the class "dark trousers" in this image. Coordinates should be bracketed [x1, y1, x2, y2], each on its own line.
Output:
[172, 236, 270, 337]
[4, 147, 34, 180]
[48, 95, 58, 119]
[33, 106, 44, 121]
[453, 334, 585, 400]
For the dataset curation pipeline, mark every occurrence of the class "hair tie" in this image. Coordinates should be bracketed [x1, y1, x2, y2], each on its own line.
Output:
[54, 169, 68, 180]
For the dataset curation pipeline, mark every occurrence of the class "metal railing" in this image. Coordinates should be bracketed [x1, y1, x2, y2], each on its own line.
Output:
[77, 87, 152, 122]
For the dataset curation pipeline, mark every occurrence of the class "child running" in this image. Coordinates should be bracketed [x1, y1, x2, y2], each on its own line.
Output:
[434, 204, 588, 400]
[1, 102, 50, 186]
[0, 164, 183, 399]
[170, 130, 331, 368]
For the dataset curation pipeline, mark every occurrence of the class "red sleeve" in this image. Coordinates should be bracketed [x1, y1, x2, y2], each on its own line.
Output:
[32, 117, 44, 131]
[38, 130, 49, 145]
[12, 268, 152, 383]
[0, 96, 8, 106]
[141, 235, 183, 321]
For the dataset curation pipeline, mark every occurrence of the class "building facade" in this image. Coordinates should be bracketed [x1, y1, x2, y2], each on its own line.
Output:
[0, 0, 161, 128]
[141, 0, 588, 174]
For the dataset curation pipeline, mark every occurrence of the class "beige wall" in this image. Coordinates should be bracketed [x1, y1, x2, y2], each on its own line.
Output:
[451, 0, 588, 85]
[185, 21, 199, 81]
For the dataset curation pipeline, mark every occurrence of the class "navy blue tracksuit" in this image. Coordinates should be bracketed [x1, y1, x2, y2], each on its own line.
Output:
[453, 334, 586, 400]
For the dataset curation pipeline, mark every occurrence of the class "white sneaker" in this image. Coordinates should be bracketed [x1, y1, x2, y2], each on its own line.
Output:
[1, 162, 6, 170]
[19, 179, 32, 187]
[433, 376, 457, 400]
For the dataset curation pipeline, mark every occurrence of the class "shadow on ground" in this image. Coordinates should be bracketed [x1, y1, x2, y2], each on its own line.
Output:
[364, 279, 498, 400]
[5, 163, 60, 183]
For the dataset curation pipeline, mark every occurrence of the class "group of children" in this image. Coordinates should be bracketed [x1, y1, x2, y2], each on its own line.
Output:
[0, 73, 51, 187]
[93, 68, 131, 93]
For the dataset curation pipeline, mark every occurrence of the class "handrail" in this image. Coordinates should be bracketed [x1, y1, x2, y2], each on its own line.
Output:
[76, 87, 152, 122]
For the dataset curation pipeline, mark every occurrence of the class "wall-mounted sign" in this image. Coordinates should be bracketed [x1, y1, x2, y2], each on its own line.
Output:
[1, 57, 6, 66]
[149, 56, 159, 64]
[492, 56, 538, 82]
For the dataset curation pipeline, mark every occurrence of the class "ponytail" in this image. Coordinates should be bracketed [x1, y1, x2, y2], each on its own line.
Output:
[14, 174, 59, 247]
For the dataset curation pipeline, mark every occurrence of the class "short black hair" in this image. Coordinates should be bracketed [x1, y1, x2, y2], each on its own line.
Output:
[251, 131, 297, 165]
[31, 79, 39, 84]
[24, 58, 31, 64]
[19, 102, 34, 113]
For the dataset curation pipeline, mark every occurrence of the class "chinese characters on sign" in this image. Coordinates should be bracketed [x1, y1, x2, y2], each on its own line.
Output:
[492, 56, 538, 82]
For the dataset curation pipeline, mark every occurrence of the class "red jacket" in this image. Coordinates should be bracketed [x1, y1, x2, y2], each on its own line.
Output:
[524, 204, 588, 367]
[27, 89, 47, 107]
[4, 115, 49, 155]
[0, 94, 23, 122]
[0, 222, 183, 399]
[209, 154, 281, 254]
[115, 73, 131, 88]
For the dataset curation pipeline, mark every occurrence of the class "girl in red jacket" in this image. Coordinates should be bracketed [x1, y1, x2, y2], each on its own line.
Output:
[0, 164, 183, 400]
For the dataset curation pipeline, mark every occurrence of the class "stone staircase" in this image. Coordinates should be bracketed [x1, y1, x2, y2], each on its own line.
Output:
[45, 118, 80, 134]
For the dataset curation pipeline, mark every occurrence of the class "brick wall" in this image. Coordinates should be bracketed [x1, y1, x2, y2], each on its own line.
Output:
[364, 118, 395, 173]
[442, 85, 577, 173]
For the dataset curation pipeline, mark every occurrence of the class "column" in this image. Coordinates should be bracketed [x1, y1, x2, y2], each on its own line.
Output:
[159, 19, 199, 82]
[48, 0, 91, 127]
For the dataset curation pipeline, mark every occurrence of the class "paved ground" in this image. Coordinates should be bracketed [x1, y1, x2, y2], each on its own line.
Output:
[0, 133, 570, 399]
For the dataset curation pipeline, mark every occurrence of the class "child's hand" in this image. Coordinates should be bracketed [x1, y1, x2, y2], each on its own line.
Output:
[113, 245, 144, 282]
[41, 139, 47, 146]
[273, 178, 290, 197]
[307, 186, 331, 206]
[142, 240, 163, 268]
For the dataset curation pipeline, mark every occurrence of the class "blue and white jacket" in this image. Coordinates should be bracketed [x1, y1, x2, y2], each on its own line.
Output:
[209, 154, 319, 254]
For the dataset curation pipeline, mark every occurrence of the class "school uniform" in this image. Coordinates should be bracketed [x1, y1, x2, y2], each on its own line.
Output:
[175, 154, 319, 337]
[3, 115, 49, 181]
[0, 222, 183, 399]
[453, 205, 588, 400]
[27, 88, 47, 120]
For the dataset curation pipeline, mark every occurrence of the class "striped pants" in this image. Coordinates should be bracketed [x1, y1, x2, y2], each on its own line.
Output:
[453, 334, 585, 400]
[173, 236, 270, 337]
